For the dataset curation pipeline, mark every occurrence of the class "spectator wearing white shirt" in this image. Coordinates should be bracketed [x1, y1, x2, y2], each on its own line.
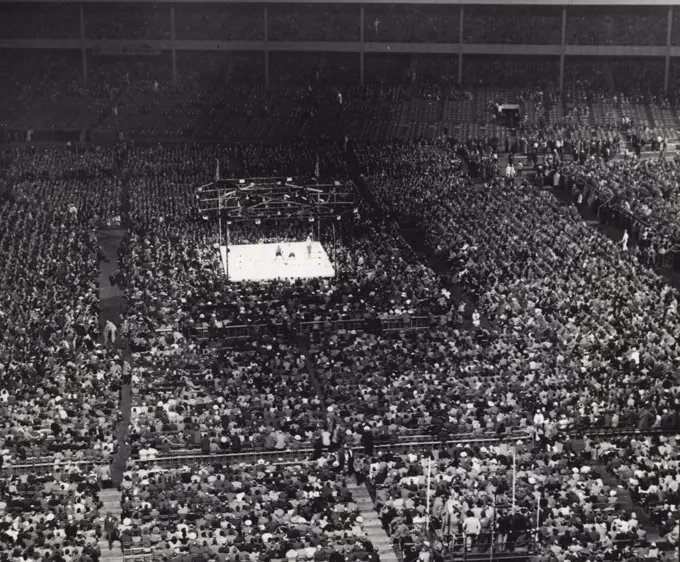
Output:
[463, 511, 481, 550]
[505, 164, 516, 186]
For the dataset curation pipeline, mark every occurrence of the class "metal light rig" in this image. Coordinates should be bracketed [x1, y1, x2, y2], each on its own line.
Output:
[195, 176, 357, 273]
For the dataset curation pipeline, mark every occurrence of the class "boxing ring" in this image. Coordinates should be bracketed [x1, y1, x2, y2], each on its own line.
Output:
[219, 241, 335, 282]
[197, 172, 356, 281]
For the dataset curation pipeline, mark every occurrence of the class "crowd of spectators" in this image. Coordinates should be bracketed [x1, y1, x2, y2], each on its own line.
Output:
[598, 435, 680, 547]
[372, 440, 663, 561]
[363, 5, 459, 44]
[128, 338, 324, 457]
[462, 57, 559, 91]
[0, 3, 678, 48]
[350, 144, 680, 441]
[0, 464, 106, 562]
[0, 51, 97, 114]
[84, 3, 171, 40]
[558, 156, 680, 258]
[0, 3, 80, 39]
[674, 10, 680, 47]
[269, 4, 359, 42]
[112, 141, 452, 343]
[2, 135, 680, 562]
[0, 144, 133, 560]
[3, 47, 679, 147]
[311, 297, 678, 443]
[119, 455, 375, 561]
[611, 60, 666, 100]
[119, 216, 448, 334]
[0, 147, 126, 466]
[463, 6, 562, 45]
[4, 9, 680, 554]
[313, 328, 545, 442]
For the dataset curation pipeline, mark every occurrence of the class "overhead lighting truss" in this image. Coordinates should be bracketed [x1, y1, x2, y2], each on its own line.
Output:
[196, 177, 356, 222]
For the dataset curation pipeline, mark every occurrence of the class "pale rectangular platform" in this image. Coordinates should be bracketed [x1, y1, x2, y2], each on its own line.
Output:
[219, 241, 335, 282]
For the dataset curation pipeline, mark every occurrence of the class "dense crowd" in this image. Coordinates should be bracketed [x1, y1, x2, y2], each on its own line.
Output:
[0, 147, 127, 466]
[114, 142, 451, 340]
[313, 326, 609, 443]
[353, 145, 680, 442]
[2, 48, 678, 146]
[119, 217, 448, 336]
[598, 435, 680, 547]
[119, 455, 375, 561]
[0, 464, 106, 562]
[565, 7, 667, 46]
[4, 8, 680, 558]
[269, 4, 359, 42]
[0, 145, 131, 562]
[463, 6, 562, 45]
[174, 3, 263, 41]
[558, 157, 680, 257]
[0, 3, 80, 39]
[0, 132, 679, 562]
[373, 437, 674, 562]
[129, 338, 323, 457]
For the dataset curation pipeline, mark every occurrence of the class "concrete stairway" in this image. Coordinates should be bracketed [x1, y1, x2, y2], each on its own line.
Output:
[100, 488, 123, 518]
[98, 488, 126, 562]
[347, 480, 400, 562]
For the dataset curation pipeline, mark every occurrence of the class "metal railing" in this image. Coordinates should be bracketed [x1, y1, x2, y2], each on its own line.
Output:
[154, 315, 454, 342]
[6, 425, 680, 475]
[4, 424, 679, 475]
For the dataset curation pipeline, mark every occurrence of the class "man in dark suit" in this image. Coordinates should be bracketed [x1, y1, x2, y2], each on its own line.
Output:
[104, 513, 118, 550]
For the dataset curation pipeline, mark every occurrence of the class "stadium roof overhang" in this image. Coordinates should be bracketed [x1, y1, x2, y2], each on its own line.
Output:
[196, 177, 356, 222]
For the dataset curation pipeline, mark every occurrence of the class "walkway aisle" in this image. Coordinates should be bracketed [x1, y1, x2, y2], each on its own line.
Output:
[295, 332, 328, 412]
[346, 155, 488, 332]
[98, 227, 132, 485]
[97, 488, 125, 562]
[97, 228, 130, 561]
[347, 481, 400, 562]
[97, 196, 131, 562]
[96, 169, 133, 562]
[99, 166, 135, 487]
[98, 228, 127, 333]
[550, 179, 680, 292]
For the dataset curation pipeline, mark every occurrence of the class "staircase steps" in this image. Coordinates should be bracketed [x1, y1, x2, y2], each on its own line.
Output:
[100, 488, 123, 518]
[97, 544, 126, 562]
[98, 488, 126, 562]
[348, 481, 400, 562]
